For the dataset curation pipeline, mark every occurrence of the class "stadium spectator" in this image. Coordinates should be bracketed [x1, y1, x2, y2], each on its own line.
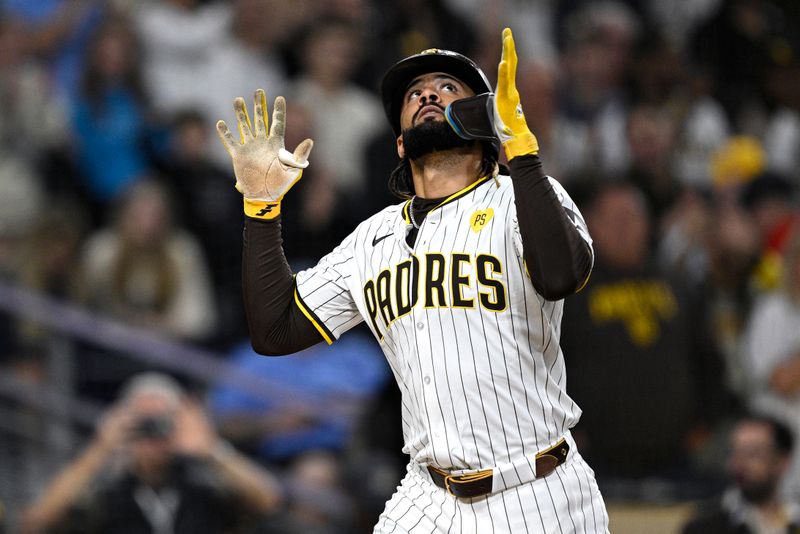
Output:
[664, 139, 770, 401]
[0, 16, 68, 163]
[200, 0, 292, 166]
[131, 0, 231, 117]
[70, 15, 155, 222]
[77, 179, 216, 399]
[690, 0, 788, 132]
[759, 29, 800, 181]
[14, 201, 88, 362]
[0, 149, 44, 366]
[288, 17, 383, 215]
[561, 180, 727, 496]
[20, 372, 282, 534]
[740, 173, 798, 291]
[681, 414, 799, 534]
[690, 199, 762, 403]
[550, 1, 639, 181]
[275, 102, 353, 263]
[740, 227, 800, 499]
[79, 179, 216, 342]
[1, 0, 105, 103]
[157, 109, 246, 349]
[623, 102, 683, 224]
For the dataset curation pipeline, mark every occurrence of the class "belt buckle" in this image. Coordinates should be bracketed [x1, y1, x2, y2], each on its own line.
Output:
[443, 474, 459, 497]
[443, 469, 493, 498]
[534, 438, 569, 478]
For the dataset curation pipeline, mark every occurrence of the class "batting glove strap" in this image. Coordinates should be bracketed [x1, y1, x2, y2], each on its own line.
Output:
[501, 130, 539, 161]
[244, 198, 282, 220]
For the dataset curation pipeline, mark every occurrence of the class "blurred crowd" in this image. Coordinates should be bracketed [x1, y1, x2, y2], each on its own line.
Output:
[1, 0, 800, 531]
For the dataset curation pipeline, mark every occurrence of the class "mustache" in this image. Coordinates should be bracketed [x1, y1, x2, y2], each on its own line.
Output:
[401, 119, 472, 161]
[413, 103, 445, 123]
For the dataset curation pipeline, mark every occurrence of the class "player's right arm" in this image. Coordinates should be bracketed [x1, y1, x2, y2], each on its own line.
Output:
[216, 90, 325, 355]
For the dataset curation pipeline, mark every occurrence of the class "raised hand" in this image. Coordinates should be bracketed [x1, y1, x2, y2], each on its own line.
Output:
[216, 89, 313, 219]
[494, 28, 539, 160]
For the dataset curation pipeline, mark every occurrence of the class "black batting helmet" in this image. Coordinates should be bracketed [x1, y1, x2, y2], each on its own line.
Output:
[380, 48, 492, 137]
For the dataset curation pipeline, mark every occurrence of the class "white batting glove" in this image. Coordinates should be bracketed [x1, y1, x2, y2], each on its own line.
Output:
[216, 89, 313, 219]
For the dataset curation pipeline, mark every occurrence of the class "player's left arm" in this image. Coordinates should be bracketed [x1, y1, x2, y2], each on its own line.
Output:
[495, 28, 593, 300]
[508, 156, 593, 300]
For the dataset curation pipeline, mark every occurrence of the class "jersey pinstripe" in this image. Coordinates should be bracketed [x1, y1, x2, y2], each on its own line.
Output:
[294, 172, 593, 473]
[375, 432, 608, 534]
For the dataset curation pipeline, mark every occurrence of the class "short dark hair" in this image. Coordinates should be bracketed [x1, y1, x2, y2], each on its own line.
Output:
[744, 413, 794, 456]
[171, 108, 207, 130]
[740, 172, 794, 210]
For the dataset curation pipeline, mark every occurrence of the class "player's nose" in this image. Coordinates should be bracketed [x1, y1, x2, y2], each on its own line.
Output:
[419, 87, 441, 105]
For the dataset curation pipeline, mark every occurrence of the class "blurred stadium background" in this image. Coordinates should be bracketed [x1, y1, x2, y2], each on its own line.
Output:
[1, 0, 800, 532]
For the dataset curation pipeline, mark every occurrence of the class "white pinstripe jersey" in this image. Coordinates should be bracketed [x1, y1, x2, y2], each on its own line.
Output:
[294, 172, 593, 471]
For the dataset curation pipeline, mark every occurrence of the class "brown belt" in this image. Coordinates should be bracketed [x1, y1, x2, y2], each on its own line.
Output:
[427, 438, 570, 499]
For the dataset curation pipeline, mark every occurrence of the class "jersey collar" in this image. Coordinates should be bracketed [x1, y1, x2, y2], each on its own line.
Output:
[402, 174, 495, 225]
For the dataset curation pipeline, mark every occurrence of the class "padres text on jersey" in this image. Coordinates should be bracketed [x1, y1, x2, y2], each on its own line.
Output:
[294, 173, 593, 472]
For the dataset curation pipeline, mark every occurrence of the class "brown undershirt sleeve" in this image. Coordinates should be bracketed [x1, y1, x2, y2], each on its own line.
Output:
[509, 154, 593, 300]
[242, 217, 324, 355]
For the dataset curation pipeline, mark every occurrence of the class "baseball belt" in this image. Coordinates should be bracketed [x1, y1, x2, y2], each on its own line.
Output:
[427, 438, 569, 499]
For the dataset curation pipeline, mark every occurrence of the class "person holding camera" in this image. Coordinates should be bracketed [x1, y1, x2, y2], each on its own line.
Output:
[20, 373, 282, 534]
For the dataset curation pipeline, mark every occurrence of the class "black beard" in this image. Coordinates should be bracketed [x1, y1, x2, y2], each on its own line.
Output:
[739, 479, 778, 505]
[401, 120, 473, 161]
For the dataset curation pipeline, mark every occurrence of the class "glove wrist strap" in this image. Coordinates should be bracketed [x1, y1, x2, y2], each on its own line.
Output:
[244, 198, 282, 219]
[503, 132, 539, 160]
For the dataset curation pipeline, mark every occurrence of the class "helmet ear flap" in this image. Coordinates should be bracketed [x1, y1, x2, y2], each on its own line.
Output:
[445, 94, 502, 160]
[445, 93, 496, 142]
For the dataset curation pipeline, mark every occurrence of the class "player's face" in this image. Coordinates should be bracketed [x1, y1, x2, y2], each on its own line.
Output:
[397, 73, 474, 158]
[726, 421, 787, 503]
[399, 73, 474, 131]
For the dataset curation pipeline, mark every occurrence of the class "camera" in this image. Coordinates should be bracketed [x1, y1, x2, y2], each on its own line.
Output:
[133, 415, 174, 439]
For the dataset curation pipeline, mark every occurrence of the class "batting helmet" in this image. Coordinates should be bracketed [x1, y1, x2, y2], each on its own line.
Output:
[380, 48, 493, 137]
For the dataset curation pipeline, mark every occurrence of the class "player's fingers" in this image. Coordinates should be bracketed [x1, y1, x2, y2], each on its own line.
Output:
[253, 88, 267, 137]
[234, 97, 253, 143]
[270, 96, 287, 140]
[497, 31, 510, 98]
[497, 58, 509, 98]
[501, 27, 511, 62]
[502, 28, 518, 72]
[501, 30, 517, 87]
[293, 138, 314, 166]
[215, 120, 237, 154]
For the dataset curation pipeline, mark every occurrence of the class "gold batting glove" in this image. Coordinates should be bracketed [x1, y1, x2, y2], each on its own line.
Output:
[494, 27, 539, 160]
[216, 89, 313, 219]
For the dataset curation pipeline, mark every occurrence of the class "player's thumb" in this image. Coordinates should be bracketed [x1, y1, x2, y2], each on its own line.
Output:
[293, 138, 314, 166]
[277, 138, 313, 169]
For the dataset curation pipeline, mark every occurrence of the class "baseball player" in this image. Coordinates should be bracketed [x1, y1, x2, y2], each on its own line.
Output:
[216, 28, 609, 533]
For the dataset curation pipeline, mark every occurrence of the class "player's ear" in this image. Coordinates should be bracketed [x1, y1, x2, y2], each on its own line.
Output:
[397, 135, 405, 159]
